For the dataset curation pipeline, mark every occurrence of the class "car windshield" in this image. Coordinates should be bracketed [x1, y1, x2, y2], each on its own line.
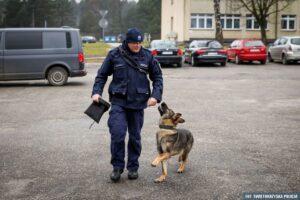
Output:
[291, 38, 300, 45]
[194, 41, 222, 48]
[208, 41, 222, 48]
[196, 41, 209, 47]
[244, 41, 264, 47]
[151, 40, 176, 49]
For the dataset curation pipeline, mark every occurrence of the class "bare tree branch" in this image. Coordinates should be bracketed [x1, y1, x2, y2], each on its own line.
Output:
[236, 0, 295, 44]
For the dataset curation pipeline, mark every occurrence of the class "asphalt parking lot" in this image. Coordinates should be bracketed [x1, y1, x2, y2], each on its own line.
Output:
[0, 62, 299, 200]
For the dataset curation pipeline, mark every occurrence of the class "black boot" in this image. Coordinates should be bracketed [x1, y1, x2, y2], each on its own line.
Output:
[110, 169, 123, 182]
[128, 170, 138, 180]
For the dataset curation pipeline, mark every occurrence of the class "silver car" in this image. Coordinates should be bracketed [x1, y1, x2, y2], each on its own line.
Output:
[268, 36, 300, 64]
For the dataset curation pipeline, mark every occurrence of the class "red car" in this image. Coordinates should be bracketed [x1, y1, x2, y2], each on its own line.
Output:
[227, 39, 267, 64]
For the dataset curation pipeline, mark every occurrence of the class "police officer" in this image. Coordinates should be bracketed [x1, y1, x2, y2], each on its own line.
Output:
[91, 28, 163, 182]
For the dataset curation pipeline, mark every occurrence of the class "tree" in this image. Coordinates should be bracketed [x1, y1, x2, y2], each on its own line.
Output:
[135, 0, 161, 40]
[0, 0, 6, 27]
[77, 0, 161, 40]
[2, 0, 76, 28]
[237, 0, 294, 44]
[52, 0, 75, 27]
[3, 0, 31, 27]
[121, 1, 138, 33]
[214, 0, 223, 44]
[78, 0, 100, 36]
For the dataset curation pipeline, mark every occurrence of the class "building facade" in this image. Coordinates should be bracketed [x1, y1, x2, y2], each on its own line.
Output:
[161, 0, 300, 43]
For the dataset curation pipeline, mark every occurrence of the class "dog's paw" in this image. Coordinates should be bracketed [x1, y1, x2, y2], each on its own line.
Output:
[177, 164, 185, 173]
[151, 160, 159, 167]
[154, 176, 166, 183]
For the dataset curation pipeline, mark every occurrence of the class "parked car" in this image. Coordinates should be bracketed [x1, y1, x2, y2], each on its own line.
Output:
[227, 39, 267, 64]
[150, 40, 183, 67]
[81, 36, 97, 43]
[184, 40, 227, 66]
[268, 36, 300, 64]
[0, 27, 86, 86]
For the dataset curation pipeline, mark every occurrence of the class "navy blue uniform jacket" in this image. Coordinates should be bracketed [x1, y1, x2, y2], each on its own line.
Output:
[92, 43, 163, 110]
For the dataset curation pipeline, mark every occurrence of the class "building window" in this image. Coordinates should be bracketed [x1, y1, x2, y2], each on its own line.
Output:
[191, 14, 213, 29]
[246, 14, 268, 30]
[246, 15, 260, 30]
[221, 14, 240, 29]
[281, 15, 296, 30]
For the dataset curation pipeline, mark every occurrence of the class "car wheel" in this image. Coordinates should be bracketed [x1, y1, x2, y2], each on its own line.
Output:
[282, 54, 289, 65]
[268, 53, 273, 62]
[235, 55, 241, 64]
[177, 62, 182, 68]
[191, 56, 197, 66]
[260, 60, 266, 65]
[184, 57, 188, 64]
[221, 62, 226, 66]
[47, 67, 68, 86]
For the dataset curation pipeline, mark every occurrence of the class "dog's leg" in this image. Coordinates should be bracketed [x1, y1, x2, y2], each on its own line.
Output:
[177, 160, 187, 173]
[151, 153, 171, 167]
[151, 155, 161, 167]
[155, 160, 167, 183]
[177, 153, 188, 173]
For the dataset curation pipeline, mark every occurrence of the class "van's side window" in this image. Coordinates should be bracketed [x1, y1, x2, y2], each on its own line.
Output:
[66, 32, 72, 48]
[5, 31, 42, 50]
[43, 32, 72, 49]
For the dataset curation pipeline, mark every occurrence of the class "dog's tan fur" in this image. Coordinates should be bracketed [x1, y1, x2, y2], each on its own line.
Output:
[151, 102, 194, 183]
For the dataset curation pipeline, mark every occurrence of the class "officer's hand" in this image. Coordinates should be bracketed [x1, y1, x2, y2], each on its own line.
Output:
[147, 97, 157, 107]
[92, 94, 101, 103]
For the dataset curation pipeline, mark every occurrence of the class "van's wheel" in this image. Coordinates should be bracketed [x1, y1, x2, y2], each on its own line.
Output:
[47, 67, 68, 86]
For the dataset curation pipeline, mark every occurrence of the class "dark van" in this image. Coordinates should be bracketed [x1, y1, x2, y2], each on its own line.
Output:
[0, 27, 86, 86]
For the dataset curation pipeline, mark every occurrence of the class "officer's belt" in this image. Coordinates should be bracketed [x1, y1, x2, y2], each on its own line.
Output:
[118, 46, 149, 75]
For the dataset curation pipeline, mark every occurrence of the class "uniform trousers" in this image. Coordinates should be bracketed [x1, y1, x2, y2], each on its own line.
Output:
[108, 104, 144, 171]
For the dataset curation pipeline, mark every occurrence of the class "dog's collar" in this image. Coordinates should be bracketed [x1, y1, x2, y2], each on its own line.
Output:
[159, 124, 176, 130]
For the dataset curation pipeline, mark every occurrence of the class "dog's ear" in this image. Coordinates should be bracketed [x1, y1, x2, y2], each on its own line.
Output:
[173, 113, 185, 124]
[172, 113, 181, 120]
[177, 117, 185, 124]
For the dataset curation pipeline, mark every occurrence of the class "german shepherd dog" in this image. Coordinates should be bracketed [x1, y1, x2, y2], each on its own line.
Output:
[151, 102, 194, 183]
